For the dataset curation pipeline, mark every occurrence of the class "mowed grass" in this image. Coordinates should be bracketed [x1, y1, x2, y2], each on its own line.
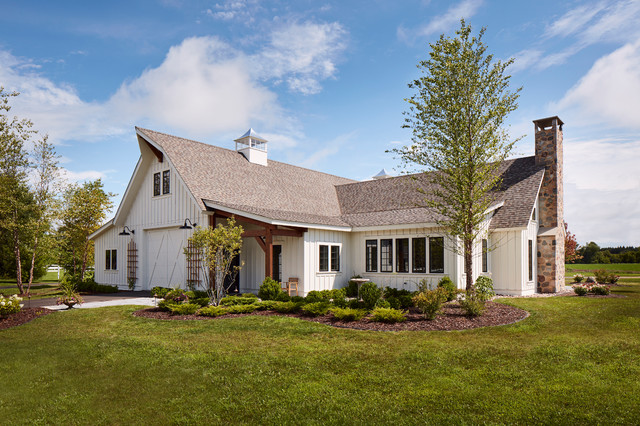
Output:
[566, 263, 640, 276]
[0, 270, 61, 286]
[1, 281, 640, 424]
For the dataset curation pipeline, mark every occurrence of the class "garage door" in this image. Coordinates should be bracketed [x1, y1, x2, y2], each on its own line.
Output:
[147, 228, 186, 289]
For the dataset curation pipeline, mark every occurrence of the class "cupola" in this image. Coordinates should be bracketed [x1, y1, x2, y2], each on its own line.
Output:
[373, 168, 393, 179]
[235, 128, 268, 166]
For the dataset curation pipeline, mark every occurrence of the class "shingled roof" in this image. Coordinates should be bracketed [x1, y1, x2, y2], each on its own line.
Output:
[136, 128, 544, 230]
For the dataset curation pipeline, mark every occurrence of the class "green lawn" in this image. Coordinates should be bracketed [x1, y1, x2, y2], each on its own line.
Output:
[0, 270, 60, 286]
[0, 284, 62, 300]
[566, 263, 640, 276]
[1, 281, 639, 424]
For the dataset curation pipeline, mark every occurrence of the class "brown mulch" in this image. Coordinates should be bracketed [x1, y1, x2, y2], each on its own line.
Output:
[133, 301, 529, 332]
[0, 308, 54, 330]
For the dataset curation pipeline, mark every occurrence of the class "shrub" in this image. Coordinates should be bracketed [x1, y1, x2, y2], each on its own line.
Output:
[375, 299, 391, 309]
[413, 288, 447, 320]
[198, 305, 228, 317]
[275, 291, 291, 302]
[157, 299, 177, 312]
[590, 284, 611, 295]
[360, 282, 382, 310]
[386, 296, 400, 309]
[169, 303, 200, 315]
[348, 299, 366, 310]
[585, 276, 596, 283]
[301, 302, 331, 317]
[398, 294, 415, 309]
[291, 296, 305, 304]
[593, 269, 609, 283]
[0, 294, 22, 318]
[305, 291, 324, 303]
[417, 278, 435, 292]
[226, 304, 258, 314]
[191, 297, 210, 307]
[383, 287, 412, 299]
[193, 290, 209, 299]
[164, 288, 189, 303]
[437, 277, 458, 302]
[258, 277, 284, 301]
[272, 301, 302, 314]
[254, 300, 280, 311]
[370, 307, 406, 323]
[573, 274, 584, 283]
[345, 276, 362, 298]
[151, 287, 170, 298]
[474, 276, 495, 302]
[607, 273, 620, 284]
[221, 295, 258, 306]
[458, 291, 485, 317]
[572, 284, 588, 296]
[331, 307, 366, 322]
[75, 279, 118, 294]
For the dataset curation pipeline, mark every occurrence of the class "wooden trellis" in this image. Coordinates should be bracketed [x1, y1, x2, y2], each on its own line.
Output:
[127, 240, 138, 284]
[185, 239, 202, 289]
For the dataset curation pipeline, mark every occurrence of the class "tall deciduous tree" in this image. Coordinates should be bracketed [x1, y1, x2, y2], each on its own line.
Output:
[393, 21, 521, 290]
[185, 217, 244, 306]
[59, 180, 114, 280]
[564, 222, 582, 264]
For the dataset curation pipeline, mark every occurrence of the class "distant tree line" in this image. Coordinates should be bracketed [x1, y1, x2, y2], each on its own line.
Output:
[576, 243, 640, 264]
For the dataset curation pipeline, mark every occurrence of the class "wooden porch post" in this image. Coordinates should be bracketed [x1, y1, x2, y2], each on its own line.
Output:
[264, 228, 273, 279]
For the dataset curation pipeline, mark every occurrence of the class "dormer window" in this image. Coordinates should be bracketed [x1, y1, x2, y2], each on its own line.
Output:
[153, 170, 170, 196]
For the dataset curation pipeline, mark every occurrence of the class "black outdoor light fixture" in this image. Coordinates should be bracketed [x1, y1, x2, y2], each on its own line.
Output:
[179, 218, 197, 229]
[118, 226, 135, 236]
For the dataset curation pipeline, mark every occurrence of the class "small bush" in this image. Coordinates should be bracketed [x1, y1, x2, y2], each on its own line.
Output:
[272, 301, 302, 314]
[386, 296, 400, 309]
[413, 288, 447, 320]
[360, 282, 382, 310]
[375, 299, 391, 309]
[585, 276, 596, 283]
[258, 277, 283, 301]
[0, 294, 22, 318]
[573, 284, 588, 296]
[458, 291, 485, 317]
[305, 291, 324, 303]
[474, 276, 495, 302]
[331, 307, 367, 322]
[169, 303, 199, 315]
[226, 304, 258, 314]
[607, 273, 620, 284]
[255, 300, 280, 311]
[301, 302, 331, 317]
[157, 300, 177, 312]
[291, 296, 305, 304]
[193, 290, 209, 299]
[590, 284, 611, 295]
[221, 295, 258, 306]
[370, 307, 406, 323]
[191, 297, 210, 307]
[593, 269, 609, 284]
[398, 294, 415, 309]
[151, 286, 171, 298]
[437, 277, 458, 302]
[75, 279, 118, 294]
[572, 274, 584, 283]
[345, 276, 362, 298]
[348, 299, 366, 310]
[164, 288, 189, 303]
[198, 305, 228, 317]
[275, 291, 291, 302]
[383, 287, 412, 299]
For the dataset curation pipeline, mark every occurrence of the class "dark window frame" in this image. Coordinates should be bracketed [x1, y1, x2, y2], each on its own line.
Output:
[528, 240, 533, 281]
[162, 170, 170, 195]
[396, 238, 409, 273]
[429, 237, 444, 273]
[330, 246, 340, 272]
[106, 249, 117, 270]
[482, 239, 488, 273]
[412, 237, 426, 273]
[153, 172, 161, 196]
[365, 240, 378, 272]
[380, 239, 393, 273]
[319, 245, 329, 272]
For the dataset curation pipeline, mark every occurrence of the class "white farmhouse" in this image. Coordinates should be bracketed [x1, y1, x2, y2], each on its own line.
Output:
[90, 117, 565, 296]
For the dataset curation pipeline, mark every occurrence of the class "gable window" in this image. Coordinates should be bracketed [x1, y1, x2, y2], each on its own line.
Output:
[319, 244, 340, 272]
[528, 240, 533, 281]
[153, 172, 161, 196]
[396, 238, 409, 273]
[380, 239, 393, 272]
[365, 240, 378, 272]
[429, 237, 444, 273]
[482, 239, 488, 273]
[105, 249, 117, 270]
[162, 170, 170, 194]
[412, 238, 426, 273]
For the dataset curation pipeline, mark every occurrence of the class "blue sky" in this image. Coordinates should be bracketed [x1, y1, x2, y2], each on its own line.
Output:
[1, 0, 639, 246]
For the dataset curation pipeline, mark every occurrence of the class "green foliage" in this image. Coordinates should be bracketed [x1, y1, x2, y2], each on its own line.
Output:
[275, 291, 291, 302]
[348, 299, 366, 310]
[56, 280, 83, 306]
[184, 217, 244, 306]
[191, 297, 210, 307]
[193, 290, 209, 299]
[383, 287, 414, 309]
[330, 307, 367, 322]
[163, 288, 189, 303]
[572, 285, 588, 296]
[301, 302, 331, 317]
[370, 307, 407, 323]
[254, 300, 280, 311]
[590, 284, 611, 296]
[437, 277, 458, 301]
[474, 276, 495, 302]
[572, 274, 584, 283]
[290, 296, 305, 304]
[306, 289, 346, 305]
[593, 269, 609, 283]
[220, 295, 259, 306]
[271, 301, 302, 314]
[345, 277, 362, 298]
[413, 288, 447, 320]
[226, 304, 258, 314]
[0, 294, 22, 317]
[258, 277, 283, 301]
[360, 282, 382, 310]
[607, 273, 620, 284]
[375, 299, 391, 309]
[151, 286, 170, 298]
[169, 303, 200, 315]
[458, 291, 485, 317]
[393, 21, 521, 290]
[197, 305, 228, 317]
[74, 277, 118, 294]
[157, 300, 176, 312]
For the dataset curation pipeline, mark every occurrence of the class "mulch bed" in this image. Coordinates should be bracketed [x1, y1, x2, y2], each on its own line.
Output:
[0, 308, 54, 330]
[133, 301, 529, 332]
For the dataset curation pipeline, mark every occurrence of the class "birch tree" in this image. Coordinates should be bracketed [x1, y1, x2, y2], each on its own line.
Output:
[392, 20, 521, 291]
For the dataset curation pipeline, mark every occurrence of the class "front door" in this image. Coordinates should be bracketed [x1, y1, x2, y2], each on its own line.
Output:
[272, 245, 282, 282]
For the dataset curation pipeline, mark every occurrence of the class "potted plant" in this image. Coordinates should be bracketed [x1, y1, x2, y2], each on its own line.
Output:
[56, 281, 84, 309]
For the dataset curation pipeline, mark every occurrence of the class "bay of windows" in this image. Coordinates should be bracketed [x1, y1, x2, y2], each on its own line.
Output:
[366, 236, 444, 274]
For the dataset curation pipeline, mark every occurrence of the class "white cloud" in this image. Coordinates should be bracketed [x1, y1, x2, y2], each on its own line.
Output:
[61, 168, 110, 182]
[508, 49, 543, 73]
[206, 0, 262, 24]
[398, 0, 483, 43]
[544, 2, 607, 39]
[555, 39, 640, 130]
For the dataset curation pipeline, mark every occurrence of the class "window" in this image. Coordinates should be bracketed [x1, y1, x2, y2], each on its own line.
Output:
[528, 240, 533, 281]
[319, 245, 329, 272]
[365, 240, 378, 272]
[153, 172, 161, 196]
[105, 249, 117, 270]
[482, 239, 488, 273]
[380, 239, 393, 272]
[162, 170, 170, 194]
[412, 238, 426, 273]
[330, 246, 340, 272]
[396, 238, 409, 273]
[319, 244, 340, 272]
[429, 237, 444, 273]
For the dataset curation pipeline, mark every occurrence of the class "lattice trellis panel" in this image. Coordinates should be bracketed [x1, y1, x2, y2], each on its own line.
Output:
[127, 240, 138, 283]
[186, 240, 202, 289]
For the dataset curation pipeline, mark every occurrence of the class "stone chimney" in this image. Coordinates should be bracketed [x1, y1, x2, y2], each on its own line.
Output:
[235, 128, 268, 166]
[533, 116, 565, 293]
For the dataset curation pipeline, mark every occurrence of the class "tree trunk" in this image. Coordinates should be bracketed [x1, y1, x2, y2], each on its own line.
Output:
[80, 239, 89, 281]
[464, 237, 473, 291]
[13, 227, 24, 295]
[27, 235, 39, 295]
